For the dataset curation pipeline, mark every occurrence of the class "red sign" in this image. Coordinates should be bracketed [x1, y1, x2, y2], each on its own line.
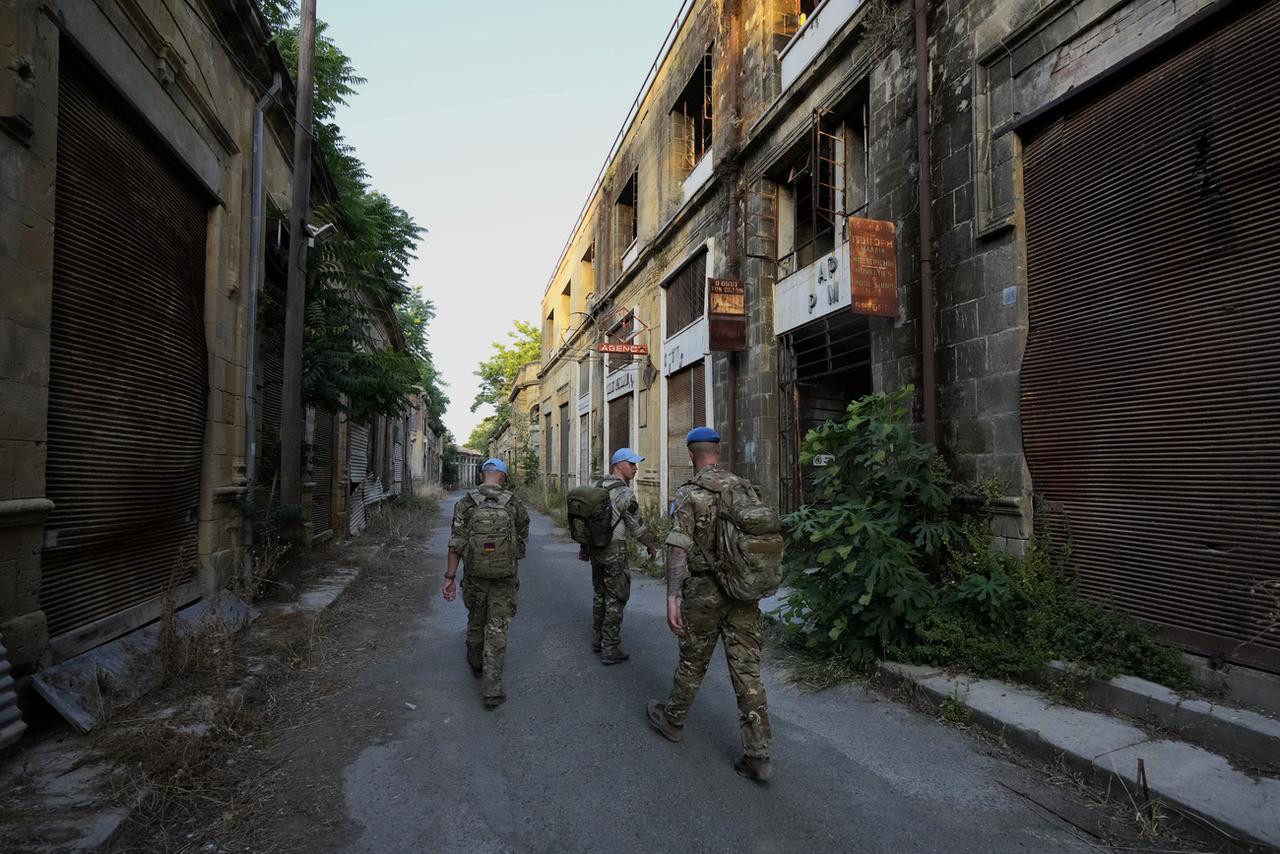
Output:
[597, 342, 649, 355]
[709, 278, 747, 352]
[849, 217, 899, 317]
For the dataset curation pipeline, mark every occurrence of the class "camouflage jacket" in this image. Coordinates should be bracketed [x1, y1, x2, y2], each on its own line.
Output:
[597, 475, 646, 547]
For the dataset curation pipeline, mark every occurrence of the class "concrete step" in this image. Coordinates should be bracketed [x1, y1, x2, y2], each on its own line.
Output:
[880, 661, 1280, 852]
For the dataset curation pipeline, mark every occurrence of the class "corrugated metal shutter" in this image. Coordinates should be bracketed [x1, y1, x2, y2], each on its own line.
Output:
[579, 413, 591, 482]
[665, 250, 707, 334]
[311, 409, 334, 537]
[667, 361, 706, 495]
[559, 403, 571, 485]
[348, 422, 369, 483]
[609, 395, 631, 461]
[1021, 0, 1280, 672]
[349, 483, 367, 536]
[41, 45, 208, 642]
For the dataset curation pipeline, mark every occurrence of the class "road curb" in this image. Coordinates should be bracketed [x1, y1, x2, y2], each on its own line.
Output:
[877, 661, 1280, 853]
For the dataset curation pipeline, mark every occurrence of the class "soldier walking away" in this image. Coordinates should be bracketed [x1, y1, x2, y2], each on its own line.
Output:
[575, 448, 658, 665]
[442, 458, 530, 709]
[645, 427, 784, 783]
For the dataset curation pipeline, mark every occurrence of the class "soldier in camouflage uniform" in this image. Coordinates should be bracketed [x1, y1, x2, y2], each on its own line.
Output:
[646, 427, 773, 782]
[443, 458, 530, 709]
[578, 448, 658, 665]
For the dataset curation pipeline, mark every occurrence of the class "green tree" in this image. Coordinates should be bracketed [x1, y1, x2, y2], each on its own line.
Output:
[467, 415, 501, 453]
[472, 320, 541, 413]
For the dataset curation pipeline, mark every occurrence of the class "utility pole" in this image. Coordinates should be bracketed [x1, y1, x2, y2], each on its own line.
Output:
[279, 0, 318, 534]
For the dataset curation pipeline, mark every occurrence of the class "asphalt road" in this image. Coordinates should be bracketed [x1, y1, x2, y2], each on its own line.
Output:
[328, 493, 1105, 853]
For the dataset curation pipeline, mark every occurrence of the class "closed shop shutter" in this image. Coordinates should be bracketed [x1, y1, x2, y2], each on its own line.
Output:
[311, 409, 334, 537]
[41, 45, 209, 645]
[1021, 0, 1280, 672]
[348, 422, 369, 483]
[579, 413, 591, 483]
[559, 403, 571, 486]
[255, 334, 284, 538]
[667, 361, 706, 495]
[609, 395, 631, 459]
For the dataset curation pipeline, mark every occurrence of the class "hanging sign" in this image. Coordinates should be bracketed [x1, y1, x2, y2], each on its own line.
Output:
[708, 278, 747, 352]
[597, 341, 649, 355]
[849, 217, 899, 317]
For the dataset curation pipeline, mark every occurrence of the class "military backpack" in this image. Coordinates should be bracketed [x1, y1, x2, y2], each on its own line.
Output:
[463, 489, 519, 578]
[700, 475, 785, 602]
[566, 479, 624, 549]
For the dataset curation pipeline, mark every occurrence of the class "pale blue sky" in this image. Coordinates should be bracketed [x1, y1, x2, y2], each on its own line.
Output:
[319, 1, 681, 441]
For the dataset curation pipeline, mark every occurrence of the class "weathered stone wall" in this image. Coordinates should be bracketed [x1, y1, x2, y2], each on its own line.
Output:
[0, 0, 298, 669]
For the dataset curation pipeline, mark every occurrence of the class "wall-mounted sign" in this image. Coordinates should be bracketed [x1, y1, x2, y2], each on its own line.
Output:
[812, 454, 835, 467]
[849, 217, 898, 317]
[709, 278, 747, 352]
[774, 244, 851, 335]
[605, 364, 637, 401]
[597, 341, 649, 355]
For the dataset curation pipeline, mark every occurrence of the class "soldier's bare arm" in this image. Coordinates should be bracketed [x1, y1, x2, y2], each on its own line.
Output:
[443, 498, 471, 601]
[665, 546, 688, 636]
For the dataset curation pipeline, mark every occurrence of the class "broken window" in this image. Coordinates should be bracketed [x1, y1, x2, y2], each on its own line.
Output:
[615, 170, 638, 256]
[672, 49, 713, 178]
[779, 111, 844, 274]
[544, 309, 556, 358]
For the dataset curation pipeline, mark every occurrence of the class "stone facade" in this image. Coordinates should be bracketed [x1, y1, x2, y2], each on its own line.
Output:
[488, 361, 540, 483]
[533, 0, 1238, 573]
[0, 0, 305, 674]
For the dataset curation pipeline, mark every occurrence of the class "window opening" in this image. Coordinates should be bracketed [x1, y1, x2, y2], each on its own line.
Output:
[616, 170, 638, 254]
[780, 110, 844, 275]
[664, 250, 708, 334]
[672, 49, 714, 177]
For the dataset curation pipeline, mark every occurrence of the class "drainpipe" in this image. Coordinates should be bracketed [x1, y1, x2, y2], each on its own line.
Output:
[913, 0, 939, 445]
[243, 73, 283, 563]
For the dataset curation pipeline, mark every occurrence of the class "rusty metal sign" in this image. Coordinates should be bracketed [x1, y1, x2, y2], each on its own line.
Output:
[849, 217, 898, 317]
[597, 341, 649, 355]
[709, 278, 747, 352]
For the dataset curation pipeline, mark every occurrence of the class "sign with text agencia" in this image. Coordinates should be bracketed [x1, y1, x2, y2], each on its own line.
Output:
[597, 341, 648, 355]
[708, 278, 747, 352]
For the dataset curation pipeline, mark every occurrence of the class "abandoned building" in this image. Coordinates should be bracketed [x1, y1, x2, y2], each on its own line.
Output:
[533, 0, 1279, 675]
[0, 0, 442, 746]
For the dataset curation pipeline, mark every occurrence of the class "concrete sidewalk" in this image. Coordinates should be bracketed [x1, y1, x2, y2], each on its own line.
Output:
[879, 662, 1280, 852]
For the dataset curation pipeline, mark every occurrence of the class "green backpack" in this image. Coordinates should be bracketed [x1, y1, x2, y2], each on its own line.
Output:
[703, 477, 784, 602]
[566, 480, 623, 549]
[463, 490, 519, 578]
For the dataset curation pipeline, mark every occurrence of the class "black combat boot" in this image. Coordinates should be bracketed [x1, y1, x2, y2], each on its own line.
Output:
[733, 754, 773, 783]
[600, 649, 630, 665]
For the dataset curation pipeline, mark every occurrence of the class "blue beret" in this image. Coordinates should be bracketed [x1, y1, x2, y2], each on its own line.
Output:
[481, 458, 509, 474]
[686, 426, 721, 445]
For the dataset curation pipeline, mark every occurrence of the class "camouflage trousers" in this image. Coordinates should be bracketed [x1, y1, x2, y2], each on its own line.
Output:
[590, 543, 631, 655]
[662, 575, 771, 759]
[462, 574, 519, 700]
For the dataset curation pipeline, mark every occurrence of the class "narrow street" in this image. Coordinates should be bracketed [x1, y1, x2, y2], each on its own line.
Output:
[112, 494, 1139, 854]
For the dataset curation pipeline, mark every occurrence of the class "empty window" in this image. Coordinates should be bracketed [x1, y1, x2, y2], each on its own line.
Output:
[780, 113, 843, 273]
[616, 170, 638, 254]
[672, 49, 713, 178]
[560, 282, 572, 338]
[780, 0, 822, 36]
[544, 309, 556, 357]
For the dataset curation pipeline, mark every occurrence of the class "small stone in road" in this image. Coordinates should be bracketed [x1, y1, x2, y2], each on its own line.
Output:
[405, 702, 417, 711]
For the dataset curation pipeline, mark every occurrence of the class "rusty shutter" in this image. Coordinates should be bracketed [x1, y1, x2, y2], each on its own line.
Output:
[41, 45, 209, 645]
[559, 403, 571, 486]
[579, 413, 591, 483]
[667, 361, 706, 495]
[311, 409, 334, 537]
[1021, 0, 1280, 672]
[664, 250, 707, 334]
[609, 395, 631, 458]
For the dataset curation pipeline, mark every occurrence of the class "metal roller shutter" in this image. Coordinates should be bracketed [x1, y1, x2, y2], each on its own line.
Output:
[609, 395, 631, 462]
[311, 409, 334, 537]
[667, 361, 706, 495]
[559, 403, 571, 486]
[1021, 0, 1280, 672]
[579, 413, 591, 484]
[348, 422, 369, 483]
[41, 45, 209, 645]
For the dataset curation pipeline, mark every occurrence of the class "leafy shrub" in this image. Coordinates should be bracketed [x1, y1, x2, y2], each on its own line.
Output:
[780, 387, 955, 665]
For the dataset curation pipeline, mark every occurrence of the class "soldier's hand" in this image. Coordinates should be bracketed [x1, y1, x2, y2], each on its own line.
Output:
[666, 595, 685, 637]
[578, 545, 589, 562]
[442, 576, 457, 601]
[646, 545, 659, 561]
